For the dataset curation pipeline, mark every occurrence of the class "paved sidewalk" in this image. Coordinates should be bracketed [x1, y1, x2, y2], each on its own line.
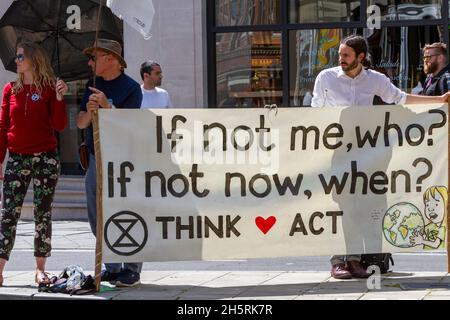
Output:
[1, 270, 450, 300]
[14, 220, 95, 250]
[0, 221, 449, 300]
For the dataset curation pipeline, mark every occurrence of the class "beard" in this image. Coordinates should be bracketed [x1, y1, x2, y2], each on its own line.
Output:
[340, 58, 359, 72]
[151, 78, 162, 87]
[424, 61, 438, 75]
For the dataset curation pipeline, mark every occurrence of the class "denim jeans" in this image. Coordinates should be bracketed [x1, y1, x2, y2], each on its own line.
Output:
[86, 152, 142, 274]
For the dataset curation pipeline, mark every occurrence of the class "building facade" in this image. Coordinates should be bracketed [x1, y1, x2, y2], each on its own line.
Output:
[0, 0, 448, 176]
[0, 0, 207, 176]
[209, 0, 448, 108]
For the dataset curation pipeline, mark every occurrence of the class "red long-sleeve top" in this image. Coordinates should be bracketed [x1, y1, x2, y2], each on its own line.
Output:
[0, 82, 67, 162]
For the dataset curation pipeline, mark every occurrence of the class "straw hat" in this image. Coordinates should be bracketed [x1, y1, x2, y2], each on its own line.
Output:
[83, 38, 127, 68]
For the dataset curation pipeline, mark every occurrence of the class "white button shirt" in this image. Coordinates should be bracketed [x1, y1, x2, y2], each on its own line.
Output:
[311, 66, 407, 108]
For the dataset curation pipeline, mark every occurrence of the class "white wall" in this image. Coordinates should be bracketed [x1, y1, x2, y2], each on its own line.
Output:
[124, 0, 207, 108]
[0, 0, 208, 108]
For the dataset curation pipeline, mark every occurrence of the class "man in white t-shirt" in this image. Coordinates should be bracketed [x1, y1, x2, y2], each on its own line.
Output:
[140, 60, 172, 108]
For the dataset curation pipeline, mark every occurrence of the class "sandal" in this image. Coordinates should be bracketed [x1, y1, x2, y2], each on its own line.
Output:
[35, 269, 51, 286]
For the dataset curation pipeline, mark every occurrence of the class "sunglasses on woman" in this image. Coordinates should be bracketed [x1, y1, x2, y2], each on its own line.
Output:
[16, 53, 25, 62]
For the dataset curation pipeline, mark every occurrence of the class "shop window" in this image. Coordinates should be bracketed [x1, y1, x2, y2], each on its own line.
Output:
[58, 80, 88, 175]
[289, 0, 360, 23]
[289, 26, 442, 107]
[367, 26, 442, 94]
[369, 0, 441, 20]
[216, 31, 282, 108]
[216, 0, 281, 26]
[289, 28, 357, 107]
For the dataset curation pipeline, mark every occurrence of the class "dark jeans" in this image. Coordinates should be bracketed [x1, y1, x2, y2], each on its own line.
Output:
[86, 153, 142, 274]
[0, 151, 60, 260]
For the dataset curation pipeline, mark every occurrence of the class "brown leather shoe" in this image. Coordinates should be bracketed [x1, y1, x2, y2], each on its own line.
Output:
[347, 261, 370, 278]
[331, 264, 352, 279]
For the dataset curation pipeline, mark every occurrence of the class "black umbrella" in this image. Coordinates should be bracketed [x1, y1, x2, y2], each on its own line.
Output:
[0, 0, 123, 81]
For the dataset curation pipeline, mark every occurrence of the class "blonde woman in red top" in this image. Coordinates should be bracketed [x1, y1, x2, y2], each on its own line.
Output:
[0, 41, 68, 287]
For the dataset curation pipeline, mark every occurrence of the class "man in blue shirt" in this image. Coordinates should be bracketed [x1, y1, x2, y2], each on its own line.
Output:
[77, 39, 143, 287]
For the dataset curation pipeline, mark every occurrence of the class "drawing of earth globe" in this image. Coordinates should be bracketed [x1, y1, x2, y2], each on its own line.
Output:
[382, 202, 425, 248]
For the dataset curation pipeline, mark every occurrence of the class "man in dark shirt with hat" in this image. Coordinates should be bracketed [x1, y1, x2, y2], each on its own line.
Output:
[420, 42, 450, 96]
[77, 38, 143, 287]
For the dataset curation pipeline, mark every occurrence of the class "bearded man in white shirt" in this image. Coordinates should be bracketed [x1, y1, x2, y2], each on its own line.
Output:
[140, 60, 172, 109]
[311, 35, 450, 280]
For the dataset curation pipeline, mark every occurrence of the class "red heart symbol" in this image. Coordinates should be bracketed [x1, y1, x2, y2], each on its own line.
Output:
[255, 216, 276, 234]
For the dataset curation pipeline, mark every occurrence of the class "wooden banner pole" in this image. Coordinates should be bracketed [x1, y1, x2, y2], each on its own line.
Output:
[447, 98, 450, 273]
[92, 110, 103, 292]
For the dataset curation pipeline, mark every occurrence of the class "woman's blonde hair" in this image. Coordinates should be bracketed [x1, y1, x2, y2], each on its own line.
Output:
[12, 41, 56, 94]
[423, 186, 448, 222]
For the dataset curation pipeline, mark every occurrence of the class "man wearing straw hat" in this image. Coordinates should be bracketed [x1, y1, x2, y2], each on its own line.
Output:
[77, 38, 143, 287]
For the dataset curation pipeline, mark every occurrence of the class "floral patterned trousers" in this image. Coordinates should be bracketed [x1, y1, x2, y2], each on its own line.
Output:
[0, 150, 60, 260]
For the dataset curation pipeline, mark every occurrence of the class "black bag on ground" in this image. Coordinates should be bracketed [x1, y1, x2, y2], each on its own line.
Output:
[360, 253, 394, 274]
[38, 265, 95, 295]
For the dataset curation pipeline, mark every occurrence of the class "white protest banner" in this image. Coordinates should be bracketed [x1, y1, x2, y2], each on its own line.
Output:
[95, 104, 448, 263]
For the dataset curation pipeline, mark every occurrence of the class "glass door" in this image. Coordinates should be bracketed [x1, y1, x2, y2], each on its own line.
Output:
[57, 80, 87, 175]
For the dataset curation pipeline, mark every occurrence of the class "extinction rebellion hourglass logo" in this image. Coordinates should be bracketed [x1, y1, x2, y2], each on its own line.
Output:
[104, 211, 148, 256]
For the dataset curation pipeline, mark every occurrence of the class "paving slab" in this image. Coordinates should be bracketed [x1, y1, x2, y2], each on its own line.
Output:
[295, 293, 364, 300]
[234, 285, 302, 299]
[425, 290, 450, 296]
[359, 291, 429, 300]
[139, 271, 179, 282]
[176, 286, 248, 299]
[33, 292, 106, 300]
[152, 271, 228, 287]
[201, 272, 281, 288]
[423, 295, 450, 300]
[262, 271, 330, 284]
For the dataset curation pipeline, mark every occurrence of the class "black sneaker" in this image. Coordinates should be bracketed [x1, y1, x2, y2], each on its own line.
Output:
[115, 270, 141, 287]
[100, 270, 119, 285]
